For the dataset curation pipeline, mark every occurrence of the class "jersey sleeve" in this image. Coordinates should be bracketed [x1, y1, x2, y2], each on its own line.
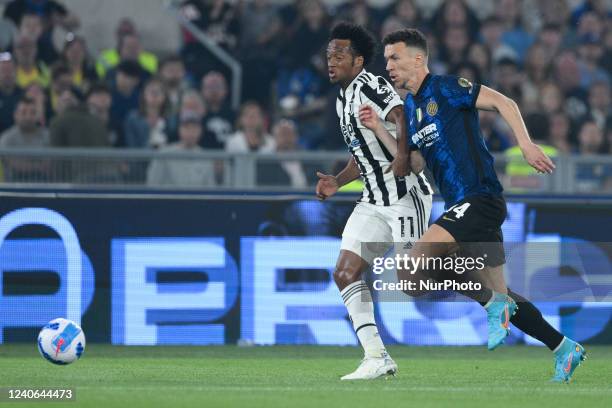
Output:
[440, 76, 481, 109]
[359, 76, 403, 121]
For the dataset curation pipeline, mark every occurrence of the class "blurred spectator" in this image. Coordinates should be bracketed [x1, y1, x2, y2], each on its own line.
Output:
[480, 16, 518, 64]
[0, 95, 48, 147]
[124, 78, 169, 149]
[3, 0, 79, 33]
[467, 43, 491, 84]
[577, 119, 606, 154]
[146, 112, 216, 188]
[492, 57, 522, 102]
[201, 71, 234, 148]
[96, 19, 157, 79]
[479, 110, 511, 152]
[389, 0, 422, 29]
[225, 101, 274, 153]
[238, 0, 282, 104]
[166, 89, 204, 143]
[336, 0, 380, 35]
[576, 34, 609, 90]
[49, 87, 110, 147]
[18, 12, 57, 65]
[23, 81, 47, 125]
[440, 25, 470, 69]
[0, 52, 22, 133]
[538, 82, 564, 115]
[430, 0, 480, 40]
[547, 112, 574, 153]
[258, 119, 306, 188]
[571, 0, 611, 25]
[575, 117, 608, 191]
[554, 50, 589, 120]
[522, 42, 552, 112]
[159, 55, 190, 118]
[61, 33, 97, 92]
[109, 60, 142, 146]
[12, 33, 49, 88]
[86, 84, 113, 141]
[574, 11, 606, 42]
[536, 23, 564, 61]
[46, 63, 73, 117]
[283, 0, 329, 71]
[0, 95, 49, 180]
[494, 0, 534, 62]
[538, 0, 571, 27]
[586, 80, 611, 130]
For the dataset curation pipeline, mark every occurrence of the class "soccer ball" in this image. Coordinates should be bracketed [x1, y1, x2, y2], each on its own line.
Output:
[37, 318, 86, 365]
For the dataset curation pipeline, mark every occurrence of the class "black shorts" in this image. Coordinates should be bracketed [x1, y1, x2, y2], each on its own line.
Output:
[434, 194, 506, 267]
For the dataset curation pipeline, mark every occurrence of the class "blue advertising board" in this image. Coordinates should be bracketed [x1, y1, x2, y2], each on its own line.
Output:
[1, 192, 611, 346]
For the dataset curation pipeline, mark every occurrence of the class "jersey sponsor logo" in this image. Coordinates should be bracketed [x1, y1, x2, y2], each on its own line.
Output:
[383, 94, 395, 104]
[341, 123, 355, 140]
[426, 100, 438, 116]
[411, 123, 439, 147]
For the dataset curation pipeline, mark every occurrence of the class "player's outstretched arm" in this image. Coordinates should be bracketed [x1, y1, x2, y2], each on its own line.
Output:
[315, 157, 360, 200]
[476, 86, 555, 174]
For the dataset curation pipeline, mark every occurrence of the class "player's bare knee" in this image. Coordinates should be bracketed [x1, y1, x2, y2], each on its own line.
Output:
[333, 266, 361, 288]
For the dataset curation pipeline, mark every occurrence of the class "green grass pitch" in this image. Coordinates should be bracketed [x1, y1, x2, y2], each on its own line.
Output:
[1, 345, 611, 408]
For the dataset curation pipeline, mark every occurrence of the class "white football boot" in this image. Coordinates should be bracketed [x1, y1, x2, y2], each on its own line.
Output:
[340, 353, 398, 380]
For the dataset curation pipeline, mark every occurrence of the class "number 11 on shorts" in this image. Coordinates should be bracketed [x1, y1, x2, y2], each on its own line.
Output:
[398, 216, 415, 238]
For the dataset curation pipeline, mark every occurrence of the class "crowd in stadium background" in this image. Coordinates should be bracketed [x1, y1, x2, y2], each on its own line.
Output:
[0, 0, 609, 187]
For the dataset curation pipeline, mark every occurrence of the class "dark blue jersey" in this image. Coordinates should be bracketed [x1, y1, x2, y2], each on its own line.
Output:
[405, 74, 503, 209]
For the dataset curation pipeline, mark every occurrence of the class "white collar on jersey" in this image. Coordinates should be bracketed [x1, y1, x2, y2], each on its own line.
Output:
[339, 69, 370, 98]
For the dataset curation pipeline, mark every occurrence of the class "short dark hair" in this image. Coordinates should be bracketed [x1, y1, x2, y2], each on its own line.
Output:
[51, 63, 71, 81]
[116, 60, 142, 78]
[18, 95, 35, 105]
[159, 54, 183, 69]
[329, 22, 376, 66]
[382, 28, 428, 56]
[86, 83, 111, 99]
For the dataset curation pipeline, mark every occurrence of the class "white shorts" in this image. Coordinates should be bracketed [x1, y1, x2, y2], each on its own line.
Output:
[340, 189, 433, 264]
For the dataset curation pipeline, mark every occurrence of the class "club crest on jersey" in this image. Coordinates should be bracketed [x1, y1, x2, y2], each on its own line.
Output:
[350, 138, 361, 148]
[426, 100, 438, 116]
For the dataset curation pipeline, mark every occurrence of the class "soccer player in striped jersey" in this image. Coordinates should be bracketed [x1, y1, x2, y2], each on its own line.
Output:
[375, 28, 585, 383]
[316, 22, 432, 380]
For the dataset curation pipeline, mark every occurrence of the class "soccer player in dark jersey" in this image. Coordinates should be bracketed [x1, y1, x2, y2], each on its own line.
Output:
[372, 28, 585, 383]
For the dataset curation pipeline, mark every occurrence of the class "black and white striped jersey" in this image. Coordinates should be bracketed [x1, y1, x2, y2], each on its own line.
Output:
[336, 69, 432, 206]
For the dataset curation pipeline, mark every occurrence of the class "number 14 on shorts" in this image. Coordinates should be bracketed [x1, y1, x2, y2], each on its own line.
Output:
[442, 202, 471, 221]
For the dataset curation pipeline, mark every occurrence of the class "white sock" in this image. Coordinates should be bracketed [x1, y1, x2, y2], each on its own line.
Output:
[341, 281, 386, 358]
